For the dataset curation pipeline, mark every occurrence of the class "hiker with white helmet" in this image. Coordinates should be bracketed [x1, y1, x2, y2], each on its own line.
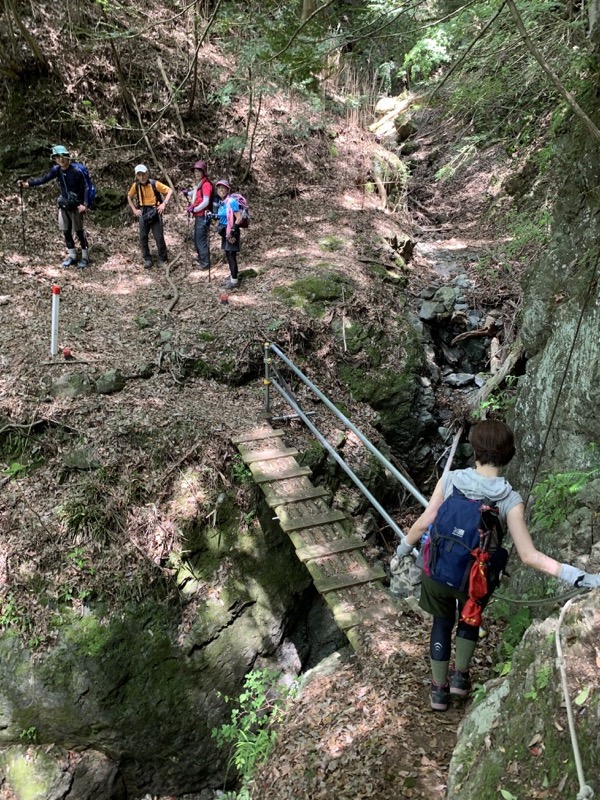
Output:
[127, 164, 173, 268]
[214, 179, 243, 290]
[20, 144, 92, 269]
[186, 160, 214, 270]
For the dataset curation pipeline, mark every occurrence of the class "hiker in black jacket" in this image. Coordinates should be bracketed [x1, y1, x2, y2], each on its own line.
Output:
[394, 419, 600, 711]
[20, 144, 91, 269]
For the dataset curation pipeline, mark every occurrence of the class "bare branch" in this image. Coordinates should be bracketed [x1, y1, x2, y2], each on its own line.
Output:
[505, 0, 600, 144]
[264, 0, 339, 64]
[430, 1, 507, 101]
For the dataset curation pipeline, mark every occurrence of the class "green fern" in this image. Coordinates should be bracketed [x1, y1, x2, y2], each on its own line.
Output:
[531, 465, 600, 530]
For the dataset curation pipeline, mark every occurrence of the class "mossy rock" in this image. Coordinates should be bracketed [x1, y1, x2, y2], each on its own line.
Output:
[95, 369, 126, 395]
[372, 149, 409, 194]
[394, 115, 418, 142]
[447, 595, 600, 799]
[0, 746, 70, 800]
[365, 261, 408, 287]
[338, 324, 424, 447]
[272, 271, 351, 317]
[298, 440, 328, 471]
[331, 318, 387, 366]
[238, 268, 258, 280]
[318, 236, 344, 252]
[50, 373, 95, 398]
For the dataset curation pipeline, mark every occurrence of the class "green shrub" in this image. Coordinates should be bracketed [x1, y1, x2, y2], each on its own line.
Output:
[212, 669, 296, 791]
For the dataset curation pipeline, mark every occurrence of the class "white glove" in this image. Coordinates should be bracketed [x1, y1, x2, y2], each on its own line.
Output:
[560, 564, 600, 588]
[390, 537, 415, 572]
[396, 537, 414, 557]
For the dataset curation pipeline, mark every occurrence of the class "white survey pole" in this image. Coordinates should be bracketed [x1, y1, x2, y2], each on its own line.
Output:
[50, 284, 61, 357]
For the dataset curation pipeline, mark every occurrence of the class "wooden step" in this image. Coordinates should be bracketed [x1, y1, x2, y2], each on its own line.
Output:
[265, 486, 329, 508]
[278, 509, 347, 532]
[295, 536, 365, 562]
[314, 567, 387, 594]
[240, 447, 299, 464]
[231, 428, 285, 445]
[252, 465, 312, 483]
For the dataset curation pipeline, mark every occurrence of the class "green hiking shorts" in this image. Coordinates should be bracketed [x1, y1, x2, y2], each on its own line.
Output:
[419, 573, 469, 619]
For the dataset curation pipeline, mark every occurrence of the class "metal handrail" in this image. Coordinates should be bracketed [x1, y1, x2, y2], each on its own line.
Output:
[263, 343, 428, 540]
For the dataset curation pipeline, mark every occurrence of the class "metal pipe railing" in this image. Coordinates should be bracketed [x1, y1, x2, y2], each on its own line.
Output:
[264, 342, 429, 511]
[269, 375, 407, 540]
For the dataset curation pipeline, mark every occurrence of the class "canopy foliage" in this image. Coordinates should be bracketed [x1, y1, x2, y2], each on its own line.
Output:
[1, 0, 600, 160]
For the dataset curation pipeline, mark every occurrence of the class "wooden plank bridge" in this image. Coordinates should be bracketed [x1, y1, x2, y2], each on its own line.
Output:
[232, 424, 403, 655]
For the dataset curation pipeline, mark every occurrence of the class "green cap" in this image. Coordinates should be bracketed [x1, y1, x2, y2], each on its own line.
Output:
[51, 145, 70, 157]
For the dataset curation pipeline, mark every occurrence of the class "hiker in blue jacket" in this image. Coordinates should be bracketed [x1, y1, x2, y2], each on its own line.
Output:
[214, 179, 243, 290]
[20, 144, 91, 269]
[394, 419, 600, 711]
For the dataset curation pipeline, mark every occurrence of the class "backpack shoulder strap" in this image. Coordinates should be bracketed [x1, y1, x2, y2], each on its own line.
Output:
[149, 178, 163, 204]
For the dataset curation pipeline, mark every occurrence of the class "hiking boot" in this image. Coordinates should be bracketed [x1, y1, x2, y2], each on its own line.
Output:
[449, 668, 471, 697]
[221, 277, 239, 289]
[143, 259, 152, 269]
[77, 258, 89, 270]
[197, 263, 210, 271]
[62, 256, 77, 268]
[430, 681, 449, 711]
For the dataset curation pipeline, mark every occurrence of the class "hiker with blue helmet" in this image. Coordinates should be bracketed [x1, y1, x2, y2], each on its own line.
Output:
[20, 144, 91, 269]
[127, 164, 173, 268]
[214, 179, 243, 290]
[394, 419, 600, 712]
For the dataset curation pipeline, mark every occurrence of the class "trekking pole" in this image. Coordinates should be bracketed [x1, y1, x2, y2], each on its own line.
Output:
[185, 212, 191, 268]
[19, 183, 26, 251]
[208, 215, 212, 284]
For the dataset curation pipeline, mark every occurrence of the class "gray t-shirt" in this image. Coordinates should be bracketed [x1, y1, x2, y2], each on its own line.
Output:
[441, 467, 523, 524]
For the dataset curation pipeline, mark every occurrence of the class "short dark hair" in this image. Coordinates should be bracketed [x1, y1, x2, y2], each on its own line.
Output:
[469, 420, 515, 467]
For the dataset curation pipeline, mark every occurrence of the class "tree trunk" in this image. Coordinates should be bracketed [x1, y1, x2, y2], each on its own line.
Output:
[3, 0, 49, 71]
[589, 0, 600, 37]
[300, 0, 317, 23]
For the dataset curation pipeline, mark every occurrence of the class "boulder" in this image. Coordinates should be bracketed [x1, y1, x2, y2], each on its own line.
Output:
[94, 369, 126, 395]
[448, 595, 600, 800]
[50, 373, 94, 398]
[0, 501, 314, 797]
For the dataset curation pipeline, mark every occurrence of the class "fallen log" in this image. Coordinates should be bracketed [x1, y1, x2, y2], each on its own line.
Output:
[470, 335, 523, 415]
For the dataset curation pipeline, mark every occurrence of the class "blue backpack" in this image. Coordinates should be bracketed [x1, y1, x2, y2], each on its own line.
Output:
[72, 162, 96, 208]
[423, 488, 507, 593]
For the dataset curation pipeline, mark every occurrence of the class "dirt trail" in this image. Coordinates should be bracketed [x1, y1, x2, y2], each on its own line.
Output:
[0, 104, 518, 799]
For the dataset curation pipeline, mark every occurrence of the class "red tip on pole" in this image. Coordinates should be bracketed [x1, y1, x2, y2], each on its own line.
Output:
[52, 285, 61, 295]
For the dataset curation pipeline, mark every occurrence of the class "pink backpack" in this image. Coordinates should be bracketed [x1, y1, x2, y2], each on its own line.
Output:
[230, 193, 250, 228]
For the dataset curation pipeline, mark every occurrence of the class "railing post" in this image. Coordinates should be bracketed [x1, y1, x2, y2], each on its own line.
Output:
[261, 341, 272, 419]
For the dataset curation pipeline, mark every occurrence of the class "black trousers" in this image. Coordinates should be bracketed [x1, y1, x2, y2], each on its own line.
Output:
[139, 209, 167, 260]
